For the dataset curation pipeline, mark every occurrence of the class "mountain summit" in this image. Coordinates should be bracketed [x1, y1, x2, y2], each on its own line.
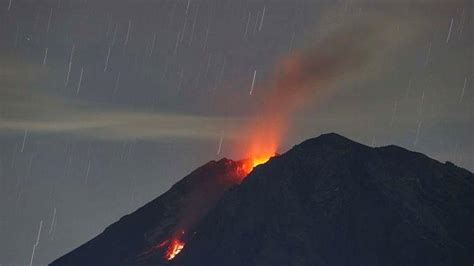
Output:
[51, 133, 474, 266]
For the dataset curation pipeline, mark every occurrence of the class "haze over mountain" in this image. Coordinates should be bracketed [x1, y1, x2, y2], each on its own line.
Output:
[51, 133, 474, 266]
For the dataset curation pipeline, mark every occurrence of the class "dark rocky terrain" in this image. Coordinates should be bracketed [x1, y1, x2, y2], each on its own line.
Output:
[51, 133, 474, 266]
[50, 158, 250, 266]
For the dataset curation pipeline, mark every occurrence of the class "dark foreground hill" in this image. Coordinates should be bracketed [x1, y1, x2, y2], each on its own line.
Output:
[51, 133, 474, 266]
[50, 158, 251, 266]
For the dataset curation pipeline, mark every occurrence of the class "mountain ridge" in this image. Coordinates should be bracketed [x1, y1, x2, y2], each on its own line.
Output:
[174, 133, 474, 266]
[51, 133, 474, 266]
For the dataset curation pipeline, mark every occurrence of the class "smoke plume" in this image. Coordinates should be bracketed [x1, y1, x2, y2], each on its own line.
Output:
[239, 11, 426, 158]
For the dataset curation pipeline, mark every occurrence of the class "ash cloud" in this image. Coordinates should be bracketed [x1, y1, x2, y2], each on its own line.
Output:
[238, 11, 428, 157]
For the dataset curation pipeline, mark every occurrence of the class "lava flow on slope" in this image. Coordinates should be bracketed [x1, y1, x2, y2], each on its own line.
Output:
[160, 237, 185, 261]
[151, 155, 274, 262]
[50, 156, 276, 266]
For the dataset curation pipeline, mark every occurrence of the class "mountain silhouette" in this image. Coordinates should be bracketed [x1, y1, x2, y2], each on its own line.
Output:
[50, 158, 250, 266]
[51, 133, 474, 266]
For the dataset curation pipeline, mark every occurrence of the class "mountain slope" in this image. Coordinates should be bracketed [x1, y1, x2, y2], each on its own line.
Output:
[174, 133, 474, 266]
[51, 133, 474, 266]
[50, 158, 251, 266]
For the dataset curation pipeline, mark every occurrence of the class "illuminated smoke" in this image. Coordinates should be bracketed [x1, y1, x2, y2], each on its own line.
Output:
[238, 12, 424, 160]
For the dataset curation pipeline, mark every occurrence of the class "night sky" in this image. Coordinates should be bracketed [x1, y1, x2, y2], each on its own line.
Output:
[0, 0, 472, 265]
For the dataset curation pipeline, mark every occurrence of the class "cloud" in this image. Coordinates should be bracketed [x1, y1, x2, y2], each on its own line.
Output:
[0, 56, 244, 140]
[0, 8, 435, 144]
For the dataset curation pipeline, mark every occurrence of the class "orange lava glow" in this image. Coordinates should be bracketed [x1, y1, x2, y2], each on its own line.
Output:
[240, 122, 279, 174]
[251, 156, 271, 168]
[236, 153, 274, 177]
[164, 238, 185, 260]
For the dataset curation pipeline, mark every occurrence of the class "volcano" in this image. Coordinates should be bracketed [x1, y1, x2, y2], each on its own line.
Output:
[50, 158, 254, 266]
[50, 133, 474, 266]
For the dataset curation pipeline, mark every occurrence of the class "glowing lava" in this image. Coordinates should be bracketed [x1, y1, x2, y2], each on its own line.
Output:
[164, 238, 185, 260]
[251, 156, 271, 168]
[238, 114, 280, 175]
[235, 154, 273, 176]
